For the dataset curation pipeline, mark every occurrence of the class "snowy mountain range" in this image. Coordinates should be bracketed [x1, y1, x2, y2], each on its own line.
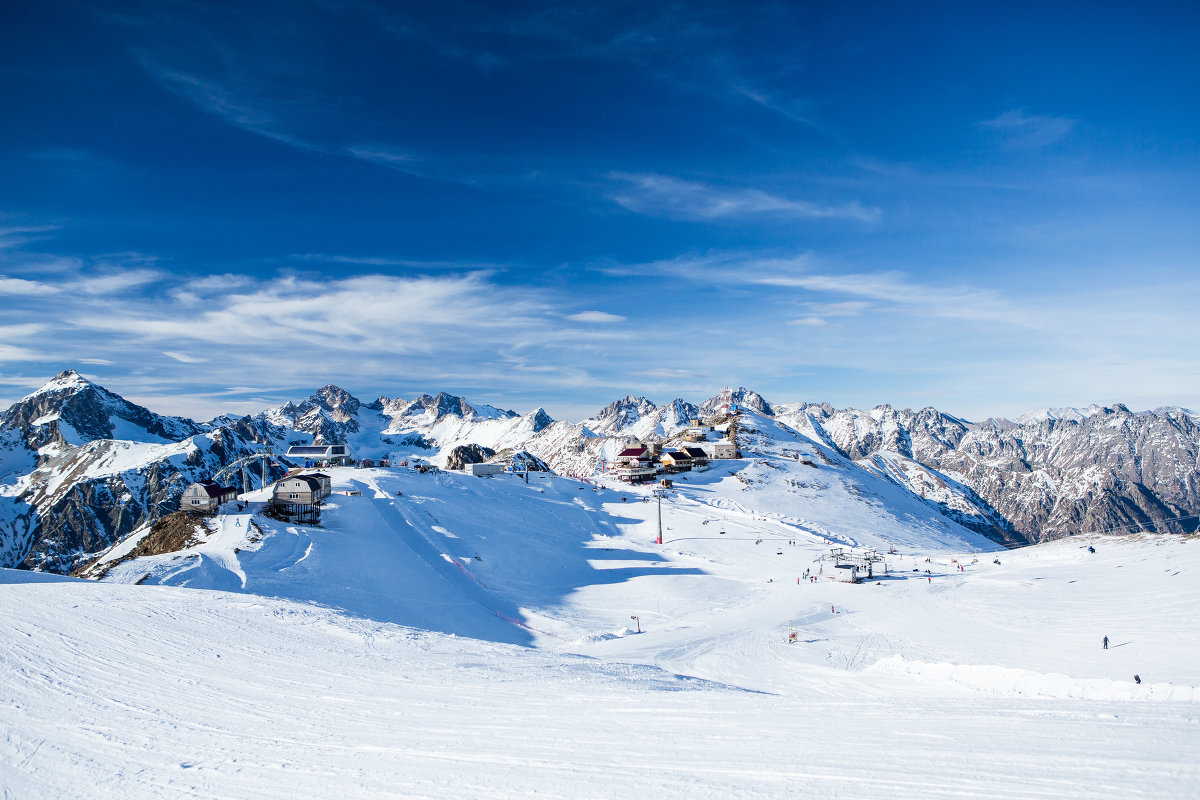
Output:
[1, 369, 1198, 572]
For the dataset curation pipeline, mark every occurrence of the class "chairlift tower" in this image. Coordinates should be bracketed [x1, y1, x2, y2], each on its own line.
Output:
[652, 487, 668, 544]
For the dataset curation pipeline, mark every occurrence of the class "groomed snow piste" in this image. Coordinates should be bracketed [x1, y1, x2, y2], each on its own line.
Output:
[3, 461, 1199, 798]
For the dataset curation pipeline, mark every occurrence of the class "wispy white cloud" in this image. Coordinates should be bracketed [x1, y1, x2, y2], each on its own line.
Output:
[979, 109, 1076, 149]
[602, 252, 1023, 325]
[566, 311, 626, 323]
[787, 317, 827, 327]
[0, 276, 60, 296]
[72, 273, 554, 357]
[289, 254, 499, 270]
[0, 225, 58, 250]
[163, 351, 208, 364]
[343, 144, 420, 168]
[139, 56, 321, 152]
[76, 269, 163, 295]
[800, 301, 870, 317]
[608, 174, 881, 223]
[0, 324, 45, 339]
[0, 344, 44, 362]
[186, 273, 256, 292]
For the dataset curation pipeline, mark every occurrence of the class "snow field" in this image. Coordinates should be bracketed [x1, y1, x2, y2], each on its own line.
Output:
[5, 461, 1200, 797]
[3, 573, 1199, 799]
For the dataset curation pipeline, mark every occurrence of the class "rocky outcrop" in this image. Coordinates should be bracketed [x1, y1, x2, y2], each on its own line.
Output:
[444, 444, 497, 470]
[784, 402, 1200, 543]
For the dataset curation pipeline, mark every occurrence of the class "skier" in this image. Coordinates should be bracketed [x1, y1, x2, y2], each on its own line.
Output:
[1103, 636, 1109, 650]
[1134, 674, 1141, 684]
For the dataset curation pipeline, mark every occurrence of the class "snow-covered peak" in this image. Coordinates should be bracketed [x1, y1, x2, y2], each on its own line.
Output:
[581, 394, 658, 436]
[1015, 405, 1108, 425]
[2, 370, 201, 453]
[698, 386, 773, 418]
[1144, 406, 1199, 419]
[307, 385, 362, 420]
[383, 392, 491, 422]
[22, 370, 96, 400]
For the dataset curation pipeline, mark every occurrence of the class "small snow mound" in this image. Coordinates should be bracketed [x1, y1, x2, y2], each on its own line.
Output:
[576, 628, 634, 644]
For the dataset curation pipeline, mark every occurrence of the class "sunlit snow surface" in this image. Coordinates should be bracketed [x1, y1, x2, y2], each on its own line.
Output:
[3, 465, 1199, 798]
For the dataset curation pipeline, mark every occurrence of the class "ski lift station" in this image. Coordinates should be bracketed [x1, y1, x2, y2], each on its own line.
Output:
[285, 444, 352, 466]
[824, 547, 888, 583]
[832, 563, 860, 582]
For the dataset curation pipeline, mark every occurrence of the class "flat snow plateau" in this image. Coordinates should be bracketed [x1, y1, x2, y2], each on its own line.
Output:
[3, 466, 1199, 798]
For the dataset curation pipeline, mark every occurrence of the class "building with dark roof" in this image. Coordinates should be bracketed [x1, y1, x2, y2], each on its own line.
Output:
[181, 480, 238, 513]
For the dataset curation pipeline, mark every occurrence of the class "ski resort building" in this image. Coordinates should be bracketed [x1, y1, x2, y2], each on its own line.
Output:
[285, 443, 352, 466]
[659, 451, 693, 473]
[467, 462, 506, 477]
[832, 563, 859, 582]
[270, 473, 332, 524]
[682, 446, 709, 467]
[708, 441, 739, 459]
[613, 446, 658, 483]
[308, 472, 333, 497]
[271, 475, 328, 505]
[181, 481, 238, 513]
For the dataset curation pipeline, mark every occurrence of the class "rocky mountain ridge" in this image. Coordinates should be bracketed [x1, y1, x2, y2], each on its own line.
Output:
[2, 372, 1197, 573]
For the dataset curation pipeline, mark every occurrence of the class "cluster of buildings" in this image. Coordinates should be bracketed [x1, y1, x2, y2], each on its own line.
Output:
[611, 425, 739, 484]
[182, 469, 334, 524]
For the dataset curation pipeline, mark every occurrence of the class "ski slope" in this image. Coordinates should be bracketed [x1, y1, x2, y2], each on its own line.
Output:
[4, 462, 1200, 797]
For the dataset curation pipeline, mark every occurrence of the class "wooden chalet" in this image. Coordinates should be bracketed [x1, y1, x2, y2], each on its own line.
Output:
[181, 480, 238, 514]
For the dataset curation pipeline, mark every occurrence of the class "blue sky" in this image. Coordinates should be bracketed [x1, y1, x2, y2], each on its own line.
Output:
[1, 0, 1198, 421]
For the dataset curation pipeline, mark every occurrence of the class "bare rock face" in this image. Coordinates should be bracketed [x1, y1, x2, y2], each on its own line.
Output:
[790, 402, 1200, 543]
[444, 444, 497, 470]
